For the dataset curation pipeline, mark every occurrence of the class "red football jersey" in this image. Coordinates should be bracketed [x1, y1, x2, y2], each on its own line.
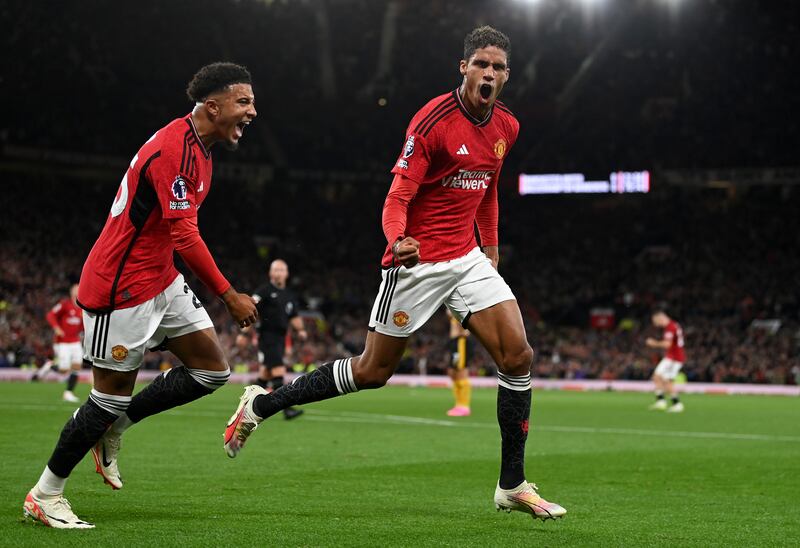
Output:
[383, 89, 519, 266]
[45, 298, 84, 343]
[664, 320, 686, 362]
[78, 115, 213, 311]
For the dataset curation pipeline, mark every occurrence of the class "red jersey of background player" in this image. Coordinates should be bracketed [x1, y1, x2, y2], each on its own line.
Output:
[46, 298, 83, 343]
[663, 320, 686, 362]
[78, 115, 213, 312]
[382, 89, 519, 266]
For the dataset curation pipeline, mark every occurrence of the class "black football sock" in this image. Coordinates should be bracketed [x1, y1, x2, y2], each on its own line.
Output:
[269, 376, 285, 391]
[46, 391, 131, 478]
[255, 378, 269, 390]
[656, 392, 665, 401]
[671, 396, 680, 404]
[125, 366, 230, 423]
[253, 359, 357, 419]
[496, 372, 532, 490]
[66, 371, 78, 392]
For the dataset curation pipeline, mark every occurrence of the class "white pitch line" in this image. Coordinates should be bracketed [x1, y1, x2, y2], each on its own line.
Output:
[305, 409, 800, 443]
[2, 402, 799, 443]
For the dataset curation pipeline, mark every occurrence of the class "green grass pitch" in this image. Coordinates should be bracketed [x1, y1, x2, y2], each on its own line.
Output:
[1, 382, 798, 547]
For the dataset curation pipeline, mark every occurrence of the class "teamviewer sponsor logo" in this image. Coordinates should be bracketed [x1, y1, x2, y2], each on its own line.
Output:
[440, 170, 494, 190]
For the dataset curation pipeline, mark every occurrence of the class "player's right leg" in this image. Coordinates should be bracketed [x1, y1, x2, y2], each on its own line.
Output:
[664, 371, 684, 412]
[224, 330, 408, 457]
[24, 366, 137, 528]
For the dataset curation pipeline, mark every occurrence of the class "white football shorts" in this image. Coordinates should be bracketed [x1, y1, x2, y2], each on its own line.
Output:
[82, 274, 213, 372]
[654, 358, 684, 381]
[368, 247, 516, 337]
[54, 342, 83, 371]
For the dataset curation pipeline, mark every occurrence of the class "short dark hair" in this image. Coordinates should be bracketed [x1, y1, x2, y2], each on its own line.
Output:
[464, 26, 511, 65]
[186, 62, 252, 103]
[652, 305, 669, 316]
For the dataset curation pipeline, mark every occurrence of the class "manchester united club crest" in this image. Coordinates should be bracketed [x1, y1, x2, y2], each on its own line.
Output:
[393, 311, 410, 328]
[111, 345, 129, 362]
[493, 138, 507, 159]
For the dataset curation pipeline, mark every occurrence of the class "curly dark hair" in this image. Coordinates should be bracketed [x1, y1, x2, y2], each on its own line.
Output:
[463, 26, 510, 65]
[186, 62, 252, 103]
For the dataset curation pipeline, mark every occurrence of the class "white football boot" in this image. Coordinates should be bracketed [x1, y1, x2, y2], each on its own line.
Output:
[90, 430, 123, 489]
[667, 402, 685, 413]
[649, 399, 668, 411]
[23, 490, 94, 529]
[224, 385, 267, 458]
[494, 482, 567, 521]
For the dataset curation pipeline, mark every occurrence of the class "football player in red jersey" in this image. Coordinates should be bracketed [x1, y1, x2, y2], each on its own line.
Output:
[36, 283, 84, 402]
[224, 27, 565, 522]
[23, 63, 259, 529]
[647, 309, 687, 412]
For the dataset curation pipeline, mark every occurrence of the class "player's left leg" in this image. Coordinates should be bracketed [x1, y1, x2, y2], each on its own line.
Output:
[25, 365, 137, 528]
[466, 300, 566, 521]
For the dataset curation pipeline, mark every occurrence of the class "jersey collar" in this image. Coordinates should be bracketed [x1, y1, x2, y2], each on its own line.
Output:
[186, 115, 211, 159]
[452, 89, 493, 127]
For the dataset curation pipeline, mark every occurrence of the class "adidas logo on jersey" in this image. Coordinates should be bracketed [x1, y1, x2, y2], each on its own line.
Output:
[456, 144, 470, 155]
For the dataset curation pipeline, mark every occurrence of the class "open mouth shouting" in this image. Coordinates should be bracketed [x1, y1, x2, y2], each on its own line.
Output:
[479, 83, 493, 104]
[234, 120, 250, 140]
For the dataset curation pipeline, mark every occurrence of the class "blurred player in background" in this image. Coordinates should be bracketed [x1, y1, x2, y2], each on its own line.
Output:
[23, 62, 259, 529]
[252, 259, 307, 420]
[646, 309, 686, 413]
[446, 308, 473, 417]
[34, 283, 84, 402]
[225, 26, 565, 522]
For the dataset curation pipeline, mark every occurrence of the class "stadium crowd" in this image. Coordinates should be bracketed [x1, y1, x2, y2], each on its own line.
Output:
[2, 0, 798, 384]
[1, 174, 797, 385]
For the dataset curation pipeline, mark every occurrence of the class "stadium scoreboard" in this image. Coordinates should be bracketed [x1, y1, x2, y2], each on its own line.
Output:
[518, 171, 650, 195]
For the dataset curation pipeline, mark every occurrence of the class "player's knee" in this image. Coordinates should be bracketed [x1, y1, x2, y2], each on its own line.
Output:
[351, 357, 392, 389]
[498, 343, 534, 376]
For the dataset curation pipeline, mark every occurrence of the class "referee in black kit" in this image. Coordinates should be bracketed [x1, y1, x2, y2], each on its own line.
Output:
[252, 259, 307, 419]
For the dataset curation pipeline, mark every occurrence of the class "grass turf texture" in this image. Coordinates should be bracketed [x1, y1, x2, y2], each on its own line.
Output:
[1, 382, 798, 547]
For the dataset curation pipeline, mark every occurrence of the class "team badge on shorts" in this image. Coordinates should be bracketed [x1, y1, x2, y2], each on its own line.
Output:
[493, 138, 507, 159]
[392, 311, 410, 328]
[111, 345, 129, 362]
